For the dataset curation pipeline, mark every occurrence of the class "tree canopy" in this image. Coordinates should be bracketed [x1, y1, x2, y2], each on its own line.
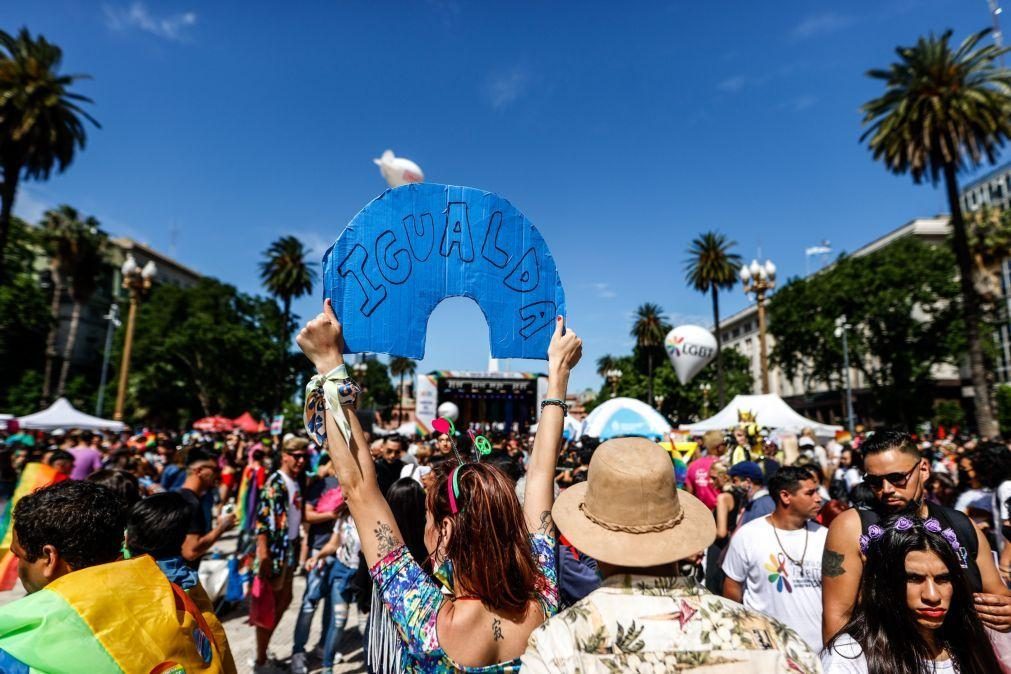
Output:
[768, 238, 963, 427]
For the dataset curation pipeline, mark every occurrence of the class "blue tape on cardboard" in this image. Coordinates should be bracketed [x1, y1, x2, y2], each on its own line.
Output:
[323, 183, 566, 360]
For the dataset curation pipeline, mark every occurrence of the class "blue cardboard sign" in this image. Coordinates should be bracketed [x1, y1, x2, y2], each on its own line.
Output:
[323, 183, 566, 360]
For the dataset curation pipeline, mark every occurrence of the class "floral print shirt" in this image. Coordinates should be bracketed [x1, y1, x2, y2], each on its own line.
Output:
[255, 471, 298, 577]
[521, 574, 822, 674]
[370, 533, 559, 673]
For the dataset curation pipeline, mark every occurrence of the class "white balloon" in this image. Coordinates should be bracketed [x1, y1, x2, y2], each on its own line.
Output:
[664, 325, 717, 385]
[373, 149, 425, 188]
[437, 401, 459, 422]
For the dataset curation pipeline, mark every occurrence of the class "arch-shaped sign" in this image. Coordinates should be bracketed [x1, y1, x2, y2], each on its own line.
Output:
[323, 183, 566, 359]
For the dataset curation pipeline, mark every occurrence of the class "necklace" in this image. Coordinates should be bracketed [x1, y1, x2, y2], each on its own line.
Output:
[771, 519, 809, 576]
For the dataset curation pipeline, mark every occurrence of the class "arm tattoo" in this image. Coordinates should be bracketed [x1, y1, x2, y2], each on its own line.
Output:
[374, 521, 401, 557]
[823, 548, 846, 577]
[537, 510, 553, 535]
[492, 618, 503, 641]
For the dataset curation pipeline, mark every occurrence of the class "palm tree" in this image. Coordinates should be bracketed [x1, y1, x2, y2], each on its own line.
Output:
[630, 303, 670, 406]
[862, 29, 1011, 438]
[0, 28, 98, 280]
[260, 236, 316, 403]
[56, 213, 106, 396]
[38, 206, 77, 404]
[595, 354, 616, 379]
[685, 231, 742, 408]
[389, 357, 417, 424]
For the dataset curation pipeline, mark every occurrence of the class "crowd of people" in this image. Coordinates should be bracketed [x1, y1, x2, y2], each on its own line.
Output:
[0, 303, 1009, 673]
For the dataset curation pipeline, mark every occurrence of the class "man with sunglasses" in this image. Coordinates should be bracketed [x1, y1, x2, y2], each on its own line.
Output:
[179, 447, 236, 569]
[252, 436, 308, 673]
[822, 430, 1011, 643]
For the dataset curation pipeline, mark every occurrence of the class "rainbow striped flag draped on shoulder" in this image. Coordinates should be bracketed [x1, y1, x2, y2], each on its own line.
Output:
[235, 463, 265, 533]
[0, 555, 227, 673]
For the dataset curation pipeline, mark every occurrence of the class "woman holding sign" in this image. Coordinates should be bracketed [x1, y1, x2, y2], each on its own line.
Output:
[297, 300, 581, 673]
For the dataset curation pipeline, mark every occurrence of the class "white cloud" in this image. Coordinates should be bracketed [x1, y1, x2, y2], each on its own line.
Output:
[485, 68, 529, 110]
[591, 282, 617, 299]
[103, 2, 197, 41]
[717, 75, 747, 93]
[791, 12, 854, 40]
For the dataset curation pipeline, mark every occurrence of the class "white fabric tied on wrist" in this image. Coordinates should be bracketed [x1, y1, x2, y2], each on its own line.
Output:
[303, 364, 360, 447]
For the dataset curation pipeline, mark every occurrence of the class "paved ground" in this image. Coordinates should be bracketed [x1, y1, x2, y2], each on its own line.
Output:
[0, 532, 368, 674]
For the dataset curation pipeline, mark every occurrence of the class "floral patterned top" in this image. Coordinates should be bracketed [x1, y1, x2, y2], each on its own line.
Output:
[369, 533, 559, 673]
[255, 471, 298, 577]
[521, 574, 822, 674]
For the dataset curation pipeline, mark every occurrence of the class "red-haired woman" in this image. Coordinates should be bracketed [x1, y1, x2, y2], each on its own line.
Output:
[297, 301, 582, 673]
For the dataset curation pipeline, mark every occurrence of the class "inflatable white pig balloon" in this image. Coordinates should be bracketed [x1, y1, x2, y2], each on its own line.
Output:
[664, 325, 717, 385]
[373, 149, 424, 188]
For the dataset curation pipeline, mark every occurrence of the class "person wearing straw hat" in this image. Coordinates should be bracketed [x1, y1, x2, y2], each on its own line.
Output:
[520, 437, 821, 674]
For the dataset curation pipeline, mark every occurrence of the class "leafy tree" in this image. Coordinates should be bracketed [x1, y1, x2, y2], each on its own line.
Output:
[354, 359, 397, 421]
[388, 356, 417, 422]
[260, 236, 316, 407]
[965, 206, 1011, 302]
[117, 278, 291, 428]
[0, 28, 98, 279]
[0, 217, 48, 412]
[589, 348, 752, 424]
[861, 28, 1011, 436]
[684, 231, 741, 408]
[768, 238, 963, 427]
[630, 302, 671, 407]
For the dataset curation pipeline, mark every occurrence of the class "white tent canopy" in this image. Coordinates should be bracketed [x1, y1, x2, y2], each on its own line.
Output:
[679, 393, 841, 437]
[583, 397, 672, 440]
[17, 397, 126, 432]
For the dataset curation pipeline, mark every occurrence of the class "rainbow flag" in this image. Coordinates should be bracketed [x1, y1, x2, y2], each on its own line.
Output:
[0, 463, 67, 591]
[235, 464, 265, 533]
[0, 555, 227, 673]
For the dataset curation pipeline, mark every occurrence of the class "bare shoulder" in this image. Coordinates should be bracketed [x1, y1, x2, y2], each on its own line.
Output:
[827, 508, 862, 540]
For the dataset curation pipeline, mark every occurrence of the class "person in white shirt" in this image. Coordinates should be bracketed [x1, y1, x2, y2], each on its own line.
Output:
[723, 465, 827, 651]
[822, 514, 1001, 674]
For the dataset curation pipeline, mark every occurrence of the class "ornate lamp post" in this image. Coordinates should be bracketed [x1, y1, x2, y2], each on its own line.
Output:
[654, 393, 665, 411]
[605, 368, 623, 398]
[699, 382, 712, 418]
[739, 258, 776, 394]
[113, 255, 156, 421]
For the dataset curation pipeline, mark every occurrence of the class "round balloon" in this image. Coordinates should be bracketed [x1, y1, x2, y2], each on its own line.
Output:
[437, 401, 459, 422]
[664, 325, 717, 385]
[373, 149, 424, 188]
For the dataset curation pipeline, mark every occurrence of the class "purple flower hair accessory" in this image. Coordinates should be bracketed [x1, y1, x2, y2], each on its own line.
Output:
[895, 517, 914, 532]
[867, 524, 885, 541]
[924, 518, 942, 533]
[941, 528, 958, 544]
[859, 534, 870, 554]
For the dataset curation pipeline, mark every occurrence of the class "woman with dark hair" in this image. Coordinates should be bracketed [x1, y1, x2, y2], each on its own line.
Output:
[87, 468, 141, 509]
[822, 514, 1001, 674]
[297, 302, 581, 673]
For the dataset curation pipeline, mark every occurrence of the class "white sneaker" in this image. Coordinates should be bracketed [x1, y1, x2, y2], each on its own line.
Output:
[289, 652, 308, 674]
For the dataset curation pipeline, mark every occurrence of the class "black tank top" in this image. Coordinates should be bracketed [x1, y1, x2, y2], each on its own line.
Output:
[857, 502, 982, 592]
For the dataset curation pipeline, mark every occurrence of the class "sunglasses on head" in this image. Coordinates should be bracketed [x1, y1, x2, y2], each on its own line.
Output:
[863, 462, 920, 490]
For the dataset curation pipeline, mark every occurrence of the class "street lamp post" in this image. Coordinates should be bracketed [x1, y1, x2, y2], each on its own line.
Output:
[605, 368, 623, 398]
[699, 382, 712, 418]
[739, 258, 777, 394]
[834, 315, 856, 434]
[95, 303, 121, 417]
[113, 255, 156, 421]
[654, 393, 665, 412]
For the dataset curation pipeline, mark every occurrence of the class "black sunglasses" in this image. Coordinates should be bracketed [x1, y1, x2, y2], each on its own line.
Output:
[863, 462, 920, 490]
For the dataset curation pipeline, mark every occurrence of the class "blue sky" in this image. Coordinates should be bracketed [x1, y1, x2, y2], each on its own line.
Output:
[4, 0, 997, 392]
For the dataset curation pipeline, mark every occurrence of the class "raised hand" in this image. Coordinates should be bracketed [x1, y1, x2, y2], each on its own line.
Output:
[296, 298, 345, 374]
[547, 316, 582, 376]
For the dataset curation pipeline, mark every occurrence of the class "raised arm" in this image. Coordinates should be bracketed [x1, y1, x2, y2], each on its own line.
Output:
[296, 300, 404, 568]
[524, 317, 582, 535]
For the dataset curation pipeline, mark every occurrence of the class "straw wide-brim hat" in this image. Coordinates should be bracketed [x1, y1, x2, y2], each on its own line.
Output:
[553, 437, 716, 567]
